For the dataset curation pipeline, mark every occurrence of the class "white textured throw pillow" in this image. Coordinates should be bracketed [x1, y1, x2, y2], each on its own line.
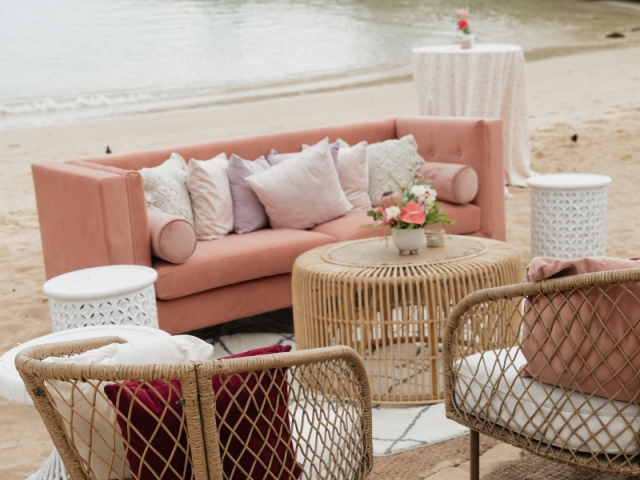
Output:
[367, 134, 424, 207]
[139, 153, 194, 224]
[245, 138, 352, 229]
[46, 335, 214, 480]
[186, 153, 234, 240]
[336, 141, 371, 211]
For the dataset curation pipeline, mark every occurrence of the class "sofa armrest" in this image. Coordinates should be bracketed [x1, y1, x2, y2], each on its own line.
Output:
[32, 162, 152, 280]
[396, 116, 505, 241]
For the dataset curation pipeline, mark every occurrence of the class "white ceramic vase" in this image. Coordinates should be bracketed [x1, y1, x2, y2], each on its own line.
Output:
[460, 33, 475, 49]
[391, 228, 425, 256]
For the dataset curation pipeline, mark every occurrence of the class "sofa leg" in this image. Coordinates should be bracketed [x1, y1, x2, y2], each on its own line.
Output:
[470, 429, 480, 480]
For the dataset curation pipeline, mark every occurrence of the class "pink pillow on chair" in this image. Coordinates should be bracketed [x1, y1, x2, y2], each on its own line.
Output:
[521, 256, 640, 402]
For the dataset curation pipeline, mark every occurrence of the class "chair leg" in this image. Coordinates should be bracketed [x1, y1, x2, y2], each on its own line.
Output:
[470, 429, 480, 480]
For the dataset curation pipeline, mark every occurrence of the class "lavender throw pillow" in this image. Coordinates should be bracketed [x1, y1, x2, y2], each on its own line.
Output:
[227, 154, 270, 234]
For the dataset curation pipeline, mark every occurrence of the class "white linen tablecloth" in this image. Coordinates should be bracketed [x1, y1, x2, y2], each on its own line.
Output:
[412, 44, 533, 187]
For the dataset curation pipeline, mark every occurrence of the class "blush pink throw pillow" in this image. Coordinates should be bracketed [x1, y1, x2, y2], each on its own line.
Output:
[147, 209, 197, 264]
[104, 345, 302, 480]
[521, 256, 640, 402]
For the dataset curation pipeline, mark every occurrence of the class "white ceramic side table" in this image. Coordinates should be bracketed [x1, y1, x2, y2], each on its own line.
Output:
[527, 173, 612, 259]
[43, 265, 159, 332]
[0, 325, 169, 480]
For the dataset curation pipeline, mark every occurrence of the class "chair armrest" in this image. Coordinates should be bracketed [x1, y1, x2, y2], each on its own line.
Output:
[32, 162, 152, 279]
[396, 116, 505, 240]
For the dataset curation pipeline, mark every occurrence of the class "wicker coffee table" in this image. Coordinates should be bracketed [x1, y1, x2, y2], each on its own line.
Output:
[292, 235, 521, 404]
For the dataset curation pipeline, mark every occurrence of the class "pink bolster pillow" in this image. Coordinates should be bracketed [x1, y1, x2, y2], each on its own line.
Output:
[147, 209, 197, 264]
[416, 162, 478, 205]
[521, 256, 640, 402]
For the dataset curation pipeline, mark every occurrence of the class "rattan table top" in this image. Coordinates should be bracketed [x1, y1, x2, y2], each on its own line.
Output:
[322, 235, 489, 267]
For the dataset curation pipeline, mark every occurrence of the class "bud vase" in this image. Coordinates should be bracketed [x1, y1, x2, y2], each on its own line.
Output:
[460, 33, 475, 49]
[391, 229, 425, 256]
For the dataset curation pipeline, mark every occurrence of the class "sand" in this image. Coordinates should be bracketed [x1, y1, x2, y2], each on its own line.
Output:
[0, 43, 639, 478]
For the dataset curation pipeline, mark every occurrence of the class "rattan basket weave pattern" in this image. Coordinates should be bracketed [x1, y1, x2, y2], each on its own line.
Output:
[16, 338, 373, 480]
[293, 236, 521, 404]
[444, 267, 640, 479]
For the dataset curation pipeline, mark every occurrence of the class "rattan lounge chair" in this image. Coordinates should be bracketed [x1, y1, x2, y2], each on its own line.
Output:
[16, 337, 373, 480]
[443, 267, 640, 479]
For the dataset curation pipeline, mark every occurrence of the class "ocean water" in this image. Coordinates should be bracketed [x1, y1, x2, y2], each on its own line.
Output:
[1, 0, 639, 129]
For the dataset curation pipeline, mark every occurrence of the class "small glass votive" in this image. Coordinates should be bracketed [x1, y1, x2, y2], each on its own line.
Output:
[426, 228, 446, 248]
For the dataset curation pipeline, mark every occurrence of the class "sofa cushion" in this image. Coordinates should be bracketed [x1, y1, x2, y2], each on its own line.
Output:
[139, 153, 194, 224]
[227, 154, 270, 234]
[245, 138, 352, 230]
[310, 210, 385, 242]
[186, 153, 234, 240]
[153, 228, 335, 300]
[147, 209, 197, 264]
[432, 201, 480, 235]
[417, 161, 479, 205]
[367, 134, 424, 207]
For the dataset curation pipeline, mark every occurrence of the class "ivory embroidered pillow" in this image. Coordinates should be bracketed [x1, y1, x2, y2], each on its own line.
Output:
[186, 153, 234, 240]
[367, 134, 424, 207]
[245, 138, 352, 229]
[139, 153, 194, 224]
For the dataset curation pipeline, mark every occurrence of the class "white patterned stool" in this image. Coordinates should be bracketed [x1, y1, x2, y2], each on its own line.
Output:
[527, 173, 612, 259]
[43, 265, 159, 332]
[0, 324, 169, 480]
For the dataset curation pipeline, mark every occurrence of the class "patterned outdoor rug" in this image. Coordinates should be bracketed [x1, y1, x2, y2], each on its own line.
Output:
[191, 309, 469, 457]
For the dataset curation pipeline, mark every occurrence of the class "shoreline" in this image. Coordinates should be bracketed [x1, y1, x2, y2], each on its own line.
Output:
[0, 44, 639, 479]
[2, 27, 639, 131]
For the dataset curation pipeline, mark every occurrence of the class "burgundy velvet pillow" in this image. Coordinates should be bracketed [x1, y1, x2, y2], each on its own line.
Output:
[215, 344, 302, 480]
[103, 380, 189, 480]
[105, 344, 301, 480]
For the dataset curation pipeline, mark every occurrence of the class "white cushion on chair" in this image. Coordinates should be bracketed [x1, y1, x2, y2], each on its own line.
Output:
[46, 335, 214, 480]
[454, 348, 640, 454]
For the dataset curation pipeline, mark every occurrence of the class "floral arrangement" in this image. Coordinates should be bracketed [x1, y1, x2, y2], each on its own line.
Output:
[366, 171, 453, 233]
[456, 7, 471, 34]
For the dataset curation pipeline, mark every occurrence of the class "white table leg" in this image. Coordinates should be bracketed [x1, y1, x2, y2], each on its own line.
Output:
[26, 450, 69, 480]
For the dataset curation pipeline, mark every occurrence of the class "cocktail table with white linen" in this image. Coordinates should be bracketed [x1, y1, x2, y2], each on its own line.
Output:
[412, 44, 533, 187]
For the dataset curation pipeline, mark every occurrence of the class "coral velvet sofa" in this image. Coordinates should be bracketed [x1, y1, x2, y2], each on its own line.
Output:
[32, 116, 505, 334]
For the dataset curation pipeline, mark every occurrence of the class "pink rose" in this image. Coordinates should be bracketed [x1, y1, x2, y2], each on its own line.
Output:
[457, 19, 469, 31]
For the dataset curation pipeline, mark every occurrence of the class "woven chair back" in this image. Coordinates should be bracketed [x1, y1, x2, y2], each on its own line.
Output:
[16, 339, 373, 480]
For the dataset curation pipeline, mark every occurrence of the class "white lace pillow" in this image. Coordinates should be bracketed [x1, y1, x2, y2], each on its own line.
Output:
[367, 134, 425, 207]
[186, 153, 233, 240]
[139, 153, 194, 224]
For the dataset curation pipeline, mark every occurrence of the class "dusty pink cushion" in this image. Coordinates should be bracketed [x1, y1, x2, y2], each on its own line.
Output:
[147, 209, 197, 264]
[521, 256, 640, 402]
[417, 162, 478, 205]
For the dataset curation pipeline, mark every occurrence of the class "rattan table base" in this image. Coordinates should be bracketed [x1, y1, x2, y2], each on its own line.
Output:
[292, 236, 521, 404]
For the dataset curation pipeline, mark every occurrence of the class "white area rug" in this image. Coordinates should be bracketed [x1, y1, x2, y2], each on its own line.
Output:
[208, 332, 469, 457]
